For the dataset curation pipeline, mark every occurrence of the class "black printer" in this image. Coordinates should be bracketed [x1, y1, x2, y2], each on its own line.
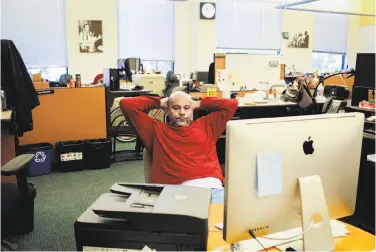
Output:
[74, 183, 211, 251]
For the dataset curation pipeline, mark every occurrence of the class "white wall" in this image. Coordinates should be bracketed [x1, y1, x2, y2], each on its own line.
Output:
[346, 0, 362, 68]
[281, 10, 315, 73]
[63, 0, 372, 82]
[174, 0, 216, 75]
[66, 0, 118, 84]
[359, 25, 376, 53]
[194, 0, 217, 71]
[174, 1, 195, 75]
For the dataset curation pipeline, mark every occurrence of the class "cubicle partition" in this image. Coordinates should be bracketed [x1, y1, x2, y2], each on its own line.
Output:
[214, 53, 355, 91]
[19, 87, 107, 146]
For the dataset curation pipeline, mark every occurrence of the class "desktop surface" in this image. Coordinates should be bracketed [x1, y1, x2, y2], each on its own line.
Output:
[207, 204, 375, 251]
[224, 113, 364, 243]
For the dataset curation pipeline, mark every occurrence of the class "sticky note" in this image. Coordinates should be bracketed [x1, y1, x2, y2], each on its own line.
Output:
[207, 88, 217, 97]
[256, 151, 282, 197]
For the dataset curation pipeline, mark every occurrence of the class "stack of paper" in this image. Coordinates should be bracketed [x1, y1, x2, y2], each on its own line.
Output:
[83, 245, 157, 251]
[233, 220, 350, 251]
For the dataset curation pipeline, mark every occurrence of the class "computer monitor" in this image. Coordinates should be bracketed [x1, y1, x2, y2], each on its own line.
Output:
[196, 71, 209, 83]
[353, 53, 375, 89]
[224, 113, 364, 249]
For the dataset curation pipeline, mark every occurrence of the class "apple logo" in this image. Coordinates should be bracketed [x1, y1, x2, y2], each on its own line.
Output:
[303, 136, 314, 155]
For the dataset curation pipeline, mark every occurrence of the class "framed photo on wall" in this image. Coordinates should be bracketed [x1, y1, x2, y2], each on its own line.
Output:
[78, 20, 103, 53]
[286, 31, 309, 48]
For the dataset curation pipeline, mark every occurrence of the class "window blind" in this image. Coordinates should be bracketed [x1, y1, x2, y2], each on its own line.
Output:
[313, 13, 349, 54]
[1, 0, 67, 68]
[117, 0, 174, 61]
[216, 0, 282, 50]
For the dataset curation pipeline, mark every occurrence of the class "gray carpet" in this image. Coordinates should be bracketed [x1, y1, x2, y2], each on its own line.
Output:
[5, 143, 145, 251]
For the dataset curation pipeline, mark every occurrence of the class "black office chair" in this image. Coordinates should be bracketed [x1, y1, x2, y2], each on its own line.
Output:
[1, 154, 36, 251]
[110, 107, 143, 162]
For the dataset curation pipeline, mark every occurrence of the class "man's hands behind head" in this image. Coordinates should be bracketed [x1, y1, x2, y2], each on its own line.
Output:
[160, 97, 169, 109]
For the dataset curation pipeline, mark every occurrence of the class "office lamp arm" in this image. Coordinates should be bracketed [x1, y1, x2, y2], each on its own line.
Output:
[312, 69, 355, 98]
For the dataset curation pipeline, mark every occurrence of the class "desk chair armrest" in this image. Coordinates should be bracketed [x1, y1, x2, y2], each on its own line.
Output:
[1, 154, 34, 176]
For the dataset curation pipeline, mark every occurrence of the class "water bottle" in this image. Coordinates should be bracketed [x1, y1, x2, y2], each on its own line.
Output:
[317, 84, 324, 97]
[75, 74, 81, 88]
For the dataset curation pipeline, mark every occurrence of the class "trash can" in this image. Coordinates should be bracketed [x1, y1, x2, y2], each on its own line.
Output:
[18, 143, 53, 177]
[84, 138, 112, 169]
[55, 140, 85, 172]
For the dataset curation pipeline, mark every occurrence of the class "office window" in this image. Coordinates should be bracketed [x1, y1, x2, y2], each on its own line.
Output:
[216, 48, 280, 55]
[28, 67, 68, 82]
[142, 60, 174, 78]
[216, 0, 282, 51]
[117, 0, 174, 61]
[312, 52, 346, 74]
[313, 13, 349, 54]
[1, 0, 67, 68]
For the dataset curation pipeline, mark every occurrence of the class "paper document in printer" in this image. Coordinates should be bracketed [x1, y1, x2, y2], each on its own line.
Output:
[256, 151, 282, 197]
[83, 245, 157, 251]
[234, 220, 349, 251]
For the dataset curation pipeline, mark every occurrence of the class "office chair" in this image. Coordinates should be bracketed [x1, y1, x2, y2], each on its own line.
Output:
[124, 58, 141, 83]
[110, 106, 142, 162]
[143, 149, 152, 183]
[111, 105, 165, 162]
[93, 74, 104, 84]
[1, 154, 36, 251]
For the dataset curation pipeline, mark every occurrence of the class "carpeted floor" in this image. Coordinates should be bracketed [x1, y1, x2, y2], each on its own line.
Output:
[5, 143, 145, 251]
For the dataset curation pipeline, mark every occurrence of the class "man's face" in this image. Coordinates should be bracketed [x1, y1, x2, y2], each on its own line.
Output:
[84, 25, 89, 32]
[167, 94, 193, 127]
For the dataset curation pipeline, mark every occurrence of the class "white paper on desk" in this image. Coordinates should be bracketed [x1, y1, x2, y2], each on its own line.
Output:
[256, 151, 282, 197]
[82, 245, 157, 251]
[236, 220, 350, 251]
[276, 220, 350, 251]
[367, 154, 376, 163]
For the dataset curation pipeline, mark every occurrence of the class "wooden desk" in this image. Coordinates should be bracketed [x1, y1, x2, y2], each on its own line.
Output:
[208, 204, 376, 251]
[190, 90, 256, 99]
[19, 87, 107, 145]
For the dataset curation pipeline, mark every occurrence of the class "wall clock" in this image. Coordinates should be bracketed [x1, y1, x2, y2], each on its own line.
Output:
[200, 2, 216, 20]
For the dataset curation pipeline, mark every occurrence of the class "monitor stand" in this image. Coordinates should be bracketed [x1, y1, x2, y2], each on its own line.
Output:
[298, 175, 335, 251]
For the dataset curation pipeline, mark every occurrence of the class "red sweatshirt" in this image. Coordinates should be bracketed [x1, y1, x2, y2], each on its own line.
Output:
[120, 96, 238, 185]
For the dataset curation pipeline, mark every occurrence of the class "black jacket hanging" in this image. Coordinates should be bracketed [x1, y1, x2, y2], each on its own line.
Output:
[1, 39, 40, 136]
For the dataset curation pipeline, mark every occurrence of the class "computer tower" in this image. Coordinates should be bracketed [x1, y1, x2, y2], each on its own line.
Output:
[103, 68, 120, 91]
[352, 86, 370, 106]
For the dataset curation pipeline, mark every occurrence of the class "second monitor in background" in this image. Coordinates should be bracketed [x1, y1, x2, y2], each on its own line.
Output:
[195, 71, 209, 84]
[224, 113, 364, 250]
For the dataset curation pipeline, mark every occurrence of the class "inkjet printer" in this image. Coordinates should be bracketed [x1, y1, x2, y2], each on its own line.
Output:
[74, 183, 211, 251]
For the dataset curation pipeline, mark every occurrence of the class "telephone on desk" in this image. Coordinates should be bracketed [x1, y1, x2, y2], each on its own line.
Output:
[322, 97, 348, 114]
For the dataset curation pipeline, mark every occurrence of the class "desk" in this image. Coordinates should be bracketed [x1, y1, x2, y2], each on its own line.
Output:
[207, 204, 376, 251]
[190, 90, 255, 99]
[19, 87, 107, 145]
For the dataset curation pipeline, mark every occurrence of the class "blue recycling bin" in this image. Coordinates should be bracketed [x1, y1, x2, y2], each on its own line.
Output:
[19, 143, 53, 177]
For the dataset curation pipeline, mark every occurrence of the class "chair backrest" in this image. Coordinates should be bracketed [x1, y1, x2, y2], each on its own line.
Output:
[143, 149, 152, 183]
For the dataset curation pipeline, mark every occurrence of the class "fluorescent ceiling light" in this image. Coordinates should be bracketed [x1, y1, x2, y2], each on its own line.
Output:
[274, 0, 376, 17]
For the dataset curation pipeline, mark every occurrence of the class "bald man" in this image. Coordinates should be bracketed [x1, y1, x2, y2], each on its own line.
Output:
[120, 91, 238, 203]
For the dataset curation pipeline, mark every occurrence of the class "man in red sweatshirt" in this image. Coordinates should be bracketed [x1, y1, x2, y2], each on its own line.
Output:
[120, 91, 238, 203]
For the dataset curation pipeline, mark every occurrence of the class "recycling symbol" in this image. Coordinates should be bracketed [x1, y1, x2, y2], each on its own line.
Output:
[35, 151, 46, 163]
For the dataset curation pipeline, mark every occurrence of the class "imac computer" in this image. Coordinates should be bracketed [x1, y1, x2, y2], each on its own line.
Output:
[224, 112, 364, 250]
